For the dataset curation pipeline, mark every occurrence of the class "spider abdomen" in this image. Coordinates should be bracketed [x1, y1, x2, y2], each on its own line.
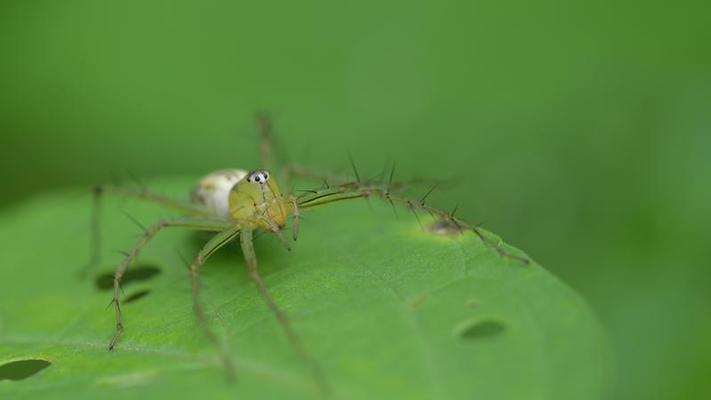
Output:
[191, 169, 248, 219]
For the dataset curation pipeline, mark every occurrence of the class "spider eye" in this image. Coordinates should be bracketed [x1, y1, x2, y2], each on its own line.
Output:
[247, 170, 270, 185]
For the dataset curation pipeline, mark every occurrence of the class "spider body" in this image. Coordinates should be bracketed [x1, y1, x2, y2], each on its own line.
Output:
[191, 168, 293, 231]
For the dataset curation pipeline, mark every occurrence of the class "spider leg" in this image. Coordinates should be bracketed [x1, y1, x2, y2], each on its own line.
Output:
[239, 228, 328, 394]
[297, 183, 530, 265]
[282, 164, 356, 187]
[86, 184, 213, 278]
[108, 218, 230, 351]
[189, 227, 241, 379]
[255, 113, 352, 189]
[290, 196, 300, 241]
[257, 112, 274, 171]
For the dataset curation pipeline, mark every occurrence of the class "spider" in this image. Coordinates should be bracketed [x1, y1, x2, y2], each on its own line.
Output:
[88, 115, 527, 388]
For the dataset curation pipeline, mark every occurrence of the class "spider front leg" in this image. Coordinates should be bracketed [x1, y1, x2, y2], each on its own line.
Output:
[188, 227, 241, 378]
[290, 196, 300, 241]
[297, 183, 531, 265]
[108, 217, 229, 351]
[239, 229, 327, 393]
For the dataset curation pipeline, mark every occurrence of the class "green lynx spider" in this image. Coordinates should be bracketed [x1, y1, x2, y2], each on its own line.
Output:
[89, 115, 527, 387]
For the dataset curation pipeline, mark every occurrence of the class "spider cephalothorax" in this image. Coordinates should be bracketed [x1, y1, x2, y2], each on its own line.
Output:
[228, 169, 293, 230]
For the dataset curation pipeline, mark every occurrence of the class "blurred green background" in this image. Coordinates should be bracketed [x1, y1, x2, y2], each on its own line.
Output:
[1, 1, 709, 399]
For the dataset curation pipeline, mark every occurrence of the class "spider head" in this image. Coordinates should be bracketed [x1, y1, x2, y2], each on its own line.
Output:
[228, 169, 291, 229]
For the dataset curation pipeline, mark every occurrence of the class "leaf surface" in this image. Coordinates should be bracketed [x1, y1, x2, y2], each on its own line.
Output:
[0, 177, 608, 399]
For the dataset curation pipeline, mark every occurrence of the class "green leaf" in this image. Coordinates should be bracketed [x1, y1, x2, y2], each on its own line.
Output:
[0, 177, 608, 399]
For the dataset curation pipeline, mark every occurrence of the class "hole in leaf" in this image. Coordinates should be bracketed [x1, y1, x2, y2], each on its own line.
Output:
[428, 219, 464, 236]
[124, 289, 151, 304]
[0, 359, 51, 381]
[95, 264, 161, 290]
[457, 319, 507, 340]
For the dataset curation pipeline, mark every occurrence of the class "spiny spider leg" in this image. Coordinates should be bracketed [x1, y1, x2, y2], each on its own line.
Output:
[256, 115, 314, 199]
[256, 114, 310, 188]
[255, 114, 437, 195]
[189, 226, 242, 379]
[109, 217, 230, 351]
[239, 229, 328, 394]
[290, 196, 300, 241]
[87, 184, 213, 277]
[282, 164, 358, 187]
[257, 112, 273, 171]
[287, 162, 443, 193]
[297, 182, 530, 265]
